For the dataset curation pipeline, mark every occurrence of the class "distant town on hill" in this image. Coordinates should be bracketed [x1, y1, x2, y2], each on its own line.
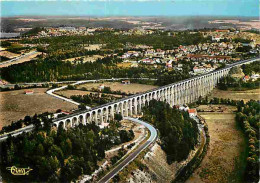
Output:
[1, 16, 259, 36]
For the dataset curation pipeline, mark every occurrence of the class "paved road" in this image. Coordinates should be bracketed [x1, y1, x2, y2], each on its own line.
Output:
[0, 51, 38, 66]
[98, 117, 157, 183]
[0, 124, 33, 142]
[1, 77, 157, 88]
[0, 78, 156, 140]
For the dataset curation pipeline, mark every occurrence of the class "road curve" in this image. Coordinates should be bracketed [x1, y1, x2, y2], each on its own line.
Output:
[46, 78, 157, 109]
[0, 78, 156, 141]
[98, 117, 157, 183]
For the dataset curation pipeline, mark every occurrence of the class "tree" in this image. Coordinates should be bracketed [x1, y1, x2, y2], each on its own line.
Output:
[24, 115, 32, 125]
[32, 114, 41, 130]
[14, 84, 20, 90]
[36, 143, 45, 156]
[114, 113, 123, 121]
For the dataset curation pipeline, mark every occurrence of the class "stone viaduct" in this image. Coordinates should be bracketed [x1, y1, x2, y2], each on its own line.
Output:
[52, 58, 259, 129]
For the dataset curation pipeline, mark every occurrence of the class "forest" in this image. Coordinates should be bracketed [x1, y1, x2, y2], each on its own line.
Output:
[0, 116, 134, 182]
[141, 100, 199, 163]
[0, 55, 191, 85]
[0, 57, 154, 82]
[240, 62, 260, 76]
[21, 31, 211, 50]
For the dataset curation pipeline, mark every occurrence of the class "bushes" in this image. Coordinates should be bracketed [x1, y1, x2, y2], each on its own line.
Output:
[111, 147, 127, 165]
[67, 84, 76, 90]
[70, 93, 119, 106]
[218, 76, 260, 91]
[119, 130, 134, 143]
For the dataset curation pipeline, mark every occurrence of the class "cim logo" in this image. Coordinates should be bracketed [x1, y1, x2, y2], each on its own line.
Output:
[6, 166, 33, 176]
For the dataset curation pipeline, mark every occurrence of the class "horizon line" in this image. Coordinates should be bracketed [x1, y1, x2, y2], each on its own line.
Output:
[1, 15, 259, 18]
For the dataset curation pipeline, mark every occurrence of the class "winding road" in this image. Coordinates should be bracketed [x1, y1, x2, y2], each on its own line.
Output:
[98, 117, 157, 183]
[45, 77, 157, 109]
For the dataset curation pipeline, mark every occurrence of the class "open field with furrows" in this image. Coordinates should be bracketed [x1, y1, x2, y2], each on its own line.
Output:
[187, 105, 246, 183]
[77, 82, 158, 94]
[0, 88, 77, 129]
[55, 89, 123, 98]
[209, 88, 260, 102]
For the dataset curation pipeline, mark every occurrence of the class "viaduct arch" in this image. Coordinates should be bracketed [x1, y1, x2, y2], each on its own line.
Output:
[53, 58, 259, 129]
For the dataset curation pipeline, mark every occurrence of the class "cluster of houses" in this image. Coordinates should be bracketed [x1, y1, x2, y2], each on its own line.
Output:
[243, 74, 259, 82]
[191, 64, 217, 75]
[35, 26, 163, 38]
[34, 27, 113, 38]
[174, 42, 238, 60]
[177, 105, 197, 117]
[203, 30, 257, 46]
[118, 40, 248, 75]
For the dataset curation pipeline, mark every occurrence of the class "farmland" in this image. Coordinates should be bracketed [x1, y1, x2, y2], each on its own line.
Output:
[77, 82, 158, 94]
[209, 88, 260, 102]
[187, 105, 246, 183]
[0, 88, 77, 129]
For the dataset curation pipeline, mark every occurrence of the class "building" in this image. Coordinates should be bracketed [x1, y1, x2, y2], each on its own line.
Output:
[99, 84, 105, 91]
[166, 60, 173, 68]
[122, 80, 131, 85]
[215, 29, 230, 33]
[251, 74, 259, 81]
[25, 90, 34, 95]
[53, 110, 71, 118]
[243, 75, 250, 82]
[179, 105, 189, 111]
[58, 27, 76, 32]
[188, 109, 197, 117]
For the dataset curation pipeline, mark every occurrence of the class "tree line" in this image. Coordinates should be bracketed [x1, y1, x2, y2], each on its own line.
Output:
[0, 57, 156, 83]
[196, 96, 259, 183]
[236, 100, 259, 183]
[21, 32, 211, 50]
[0, 56, 190, 85]
[70, 93, 120, 107]
[218, 76, 259, 91]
